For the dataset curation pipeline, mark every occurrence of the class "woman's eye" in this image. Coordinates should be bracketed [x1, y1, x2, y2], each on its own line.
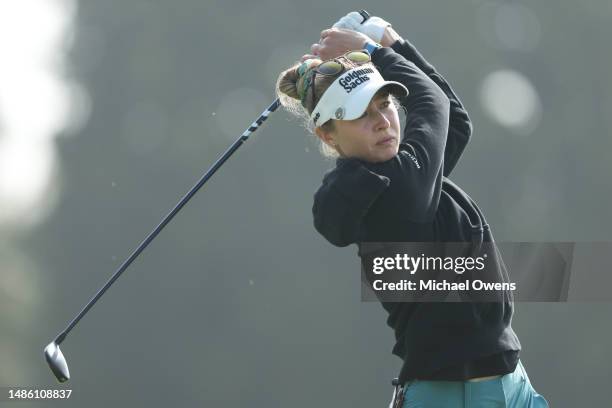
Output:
[358, 100, 391, 119]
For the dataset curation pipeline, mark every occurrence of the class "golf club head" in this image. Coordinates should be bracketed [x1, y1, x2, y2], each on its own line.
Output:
[44, 342, 70, 382]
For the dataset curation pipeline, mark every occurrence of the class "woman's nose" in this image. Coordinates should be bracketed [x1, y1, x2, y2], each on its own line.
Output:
[374, 110, 391, 130]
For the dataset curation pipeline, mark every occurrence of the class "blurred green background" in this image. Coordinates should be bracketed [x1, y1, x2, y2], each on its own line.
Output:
[1, 0, 611, 406]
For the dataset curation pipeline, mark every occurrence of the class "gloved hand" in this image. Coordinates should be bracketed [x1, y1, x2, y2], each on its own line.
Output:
[332, 11, 391, 43]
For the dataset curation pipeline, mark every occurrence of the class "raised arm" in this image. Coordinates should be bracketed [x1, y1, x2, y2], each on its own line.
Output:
[383, 30, 472, 176]
[365, 46, 450, 221]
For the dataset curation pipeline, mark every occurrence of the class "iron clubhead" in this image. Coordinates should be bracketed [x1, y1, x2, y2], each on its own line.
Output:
[44, 342, 70, 382]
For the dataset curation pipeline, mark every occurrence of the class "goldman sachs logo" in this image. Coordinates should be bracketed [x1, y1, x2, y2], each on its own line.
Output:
[339, 67, 375, 93]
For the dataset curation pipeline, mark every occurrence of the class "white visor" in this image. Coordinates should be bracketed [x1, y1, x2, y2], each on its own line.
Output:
[310, 63, 408, 126]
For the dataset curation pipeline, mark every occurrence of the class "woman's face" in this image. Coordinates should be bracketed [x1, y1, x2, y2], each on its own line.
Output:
[316, 92, 401, 163]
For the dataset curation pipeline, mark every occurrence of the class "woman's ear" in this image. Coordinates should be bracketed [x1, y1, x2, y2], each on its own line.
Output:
[314, 125, 336, 148]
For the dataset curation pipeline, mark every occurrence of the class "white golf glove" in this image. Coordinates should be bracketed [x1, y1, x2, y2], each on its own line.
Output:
[332, 11, 391, 43]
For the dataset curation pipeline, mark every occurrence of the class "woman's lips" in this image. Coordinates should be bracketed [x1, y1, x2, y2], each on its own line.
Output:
[377, 136, 396, 145]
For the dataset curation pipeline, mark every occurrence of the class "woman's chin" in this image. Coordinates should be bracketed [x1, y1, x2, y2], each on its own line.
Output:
[377, 145, 399, 162]
[354, 145, 399, 163]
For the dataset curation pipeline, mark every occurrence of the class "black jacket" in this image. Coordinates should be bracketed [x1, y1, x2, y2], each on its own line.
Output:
[312, 39, 521, 383]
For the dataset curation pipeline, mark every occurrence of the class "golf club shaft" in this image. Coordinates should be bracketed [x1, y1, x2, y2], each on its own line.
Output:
[54, 98, 282, 345]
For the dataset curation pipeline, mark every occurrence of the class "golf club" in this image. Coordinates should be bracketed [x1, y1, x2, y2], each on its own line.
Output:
[44, 98, 282, 382]
[44, 9, 374, 382]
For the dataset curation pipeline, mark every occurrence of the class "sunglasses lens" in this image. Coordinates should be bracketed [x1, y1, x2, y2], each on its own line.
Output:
[317, 61, 343, 75]
[346, 51, 370, 63]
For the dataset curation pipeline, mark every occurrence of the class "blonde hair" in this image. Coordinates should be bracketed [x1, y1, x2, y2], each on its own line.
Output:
[275, 58, 354, 158]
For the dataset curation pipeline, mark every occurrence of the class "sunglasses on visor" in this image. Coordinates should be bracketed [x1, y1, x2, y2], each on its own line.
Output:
[299, 50, 371, 105]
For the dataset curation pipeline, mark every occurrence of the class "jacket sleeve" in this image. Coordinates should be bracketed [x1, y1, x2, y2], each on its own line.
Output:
[390, 38, 472, 177]
[365, 46, 450, 222]
[312, 47, 450, 247]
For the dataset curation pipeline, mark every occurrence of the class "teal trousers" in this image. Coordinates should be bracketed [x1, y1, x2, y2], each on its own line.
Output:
[400, 360, 549, 408]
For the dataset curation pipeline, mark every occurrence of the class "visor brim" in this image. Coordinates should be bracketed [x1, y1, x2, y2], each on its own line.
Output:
[342, 81, 408, 121]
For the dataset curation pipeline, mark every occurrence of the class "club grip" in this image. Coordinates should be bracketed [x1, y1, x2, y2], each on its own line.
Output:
[358, 9, 370, 23]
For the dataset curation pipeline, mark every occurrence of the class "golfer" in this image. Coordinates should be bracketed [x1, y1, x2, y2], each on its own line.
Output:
[276, 12, 549, 407]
